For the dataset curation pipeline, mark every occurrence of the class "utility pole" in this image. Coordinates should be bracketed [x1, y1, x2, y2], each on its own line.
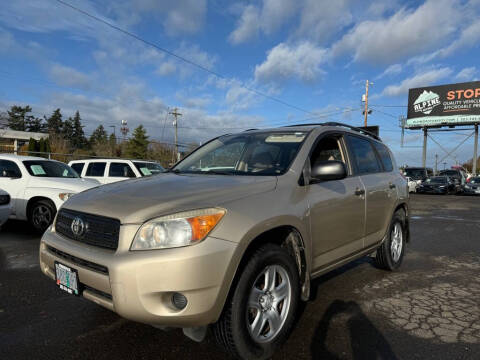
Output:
[363, 80, 371, 127]
[169, 108, 182, 162]
[422, 127, 428, 168]
[473, 124, 478, 175]
[435, 154, 438, 175]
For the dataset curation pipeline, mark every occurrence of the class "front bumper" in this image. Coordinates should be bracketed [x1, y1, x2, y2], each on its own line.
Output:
[39, 227, 238, 327]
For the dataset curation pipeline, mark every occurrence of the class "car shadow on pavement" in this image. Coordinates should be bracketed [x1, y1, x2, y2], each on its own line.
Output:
[310, 299, 398, 360]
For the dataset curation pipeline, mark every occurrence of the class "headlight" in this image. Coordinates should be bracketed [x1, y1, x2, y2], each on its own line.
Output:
[59, 193, 76, 201]
[131, 208, 226, 250]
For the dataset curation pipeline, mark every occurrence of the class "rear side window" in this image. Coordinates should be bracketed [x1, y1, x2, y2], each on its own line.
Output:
[373, 142, 393, 172]
[347, 135, 381, 174]
[109, 163, 135, 177]
[0, 160, 22, 178]
[85, 162, 106, 177]
[70, 163, 85, 175]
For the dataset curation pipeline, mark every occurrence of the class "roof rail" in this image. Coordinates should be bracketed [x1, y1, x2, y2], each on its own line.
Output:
[282, 122, 381, 141]
[243, 128, 258, 131]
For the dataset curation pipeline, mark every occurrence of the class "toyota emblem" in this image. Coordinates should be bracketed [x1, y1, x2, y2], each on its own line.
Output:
[71, 217, 86, 237]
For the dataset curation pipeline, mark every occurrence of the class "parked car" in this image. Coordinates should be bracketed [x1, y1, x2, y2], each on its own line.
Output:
[438, 169, 466, 188]
[0, 154, 100, 233]
[0, 189, 11, 228]
[40, 123, 409, 359]
[406, 176, 418, 193]
[463, 176, 480, 195]
[417, 176, 456, 195]
[68, 159, 164, 184]
[403, 167, 433, 184]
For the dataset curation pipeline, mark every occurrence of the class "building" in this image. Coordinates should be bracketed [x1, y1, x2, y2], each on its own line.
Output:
[0, 129, 49, 154]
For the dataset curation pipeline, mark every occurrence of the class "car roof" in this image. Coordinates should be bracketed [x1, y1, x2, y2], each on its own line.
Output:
[0, 153, 52, 161]
[70, 158, 157, 163]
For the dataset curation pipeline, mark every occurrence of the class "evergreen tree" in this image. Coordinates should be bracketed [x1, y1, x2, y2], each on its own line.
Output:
[63, 117, 74, 140]
[25, 115, 46, 132]
[71, 111, 87, 149]
[38, 138, 46, 153]
[109, 132, 117, 148]
[46, 108, 63, 133]
[7, 105, 32, 131]
[27, 138, 38, 155]
[126, 125, 149, 159]
[90, 125, 108, 146]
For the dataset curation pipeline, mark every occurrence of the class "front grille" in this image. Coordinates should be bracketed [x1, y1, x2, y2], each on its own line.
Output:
[0, 194, 10, 205]
[47, 245, 109, 275]
[55, 209, 120, 250]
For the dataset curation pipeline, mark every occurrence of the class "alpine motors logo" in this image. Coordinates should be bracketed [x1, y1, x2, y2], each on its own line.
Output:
[413, 90, 441, 115]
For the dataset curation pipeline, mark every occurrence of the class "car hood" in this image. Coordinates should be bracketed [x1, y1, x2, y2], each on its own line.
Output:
[29, 177, 100, 192]
[63, 173, 277, 224]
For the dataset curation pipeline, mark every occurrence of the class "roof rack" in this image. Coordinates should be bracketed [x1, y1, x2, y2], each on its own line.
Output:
[283, 122, 381, 141]
[243, 128, 258, 132]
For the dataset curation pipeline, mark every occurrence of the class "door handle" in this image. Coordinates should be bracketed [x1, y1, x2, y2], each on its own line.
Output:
[355, 188, 365, 196]
[389, 183, 396, 189]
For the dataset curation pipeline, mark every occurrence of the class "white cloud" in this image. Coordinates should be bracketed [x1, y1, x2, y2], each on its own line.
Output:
[229, 0, 297, 44]
[332, 0, 461, 64]
[376, 64, 402, 79]
[456, 67, 477, 81]
[49, 63, 93, 90]
[156, 62, 176, 76]
[382, 67, 452, 97]
[228, 5, 260, 44]
[254, 42, 327, 84]
[294, 0, 352, 43]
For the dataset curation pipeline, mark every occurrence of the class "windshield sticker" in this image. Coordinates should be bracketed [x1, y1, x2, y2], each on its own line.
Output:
[140, 167, 151, 176]
[265, 134, 305, 143]
[30, 165, 46, 175]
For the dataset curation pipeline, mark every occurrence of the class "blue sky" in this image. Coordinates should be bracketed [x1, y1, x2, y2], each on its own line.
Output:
[1, 0, 480, 167]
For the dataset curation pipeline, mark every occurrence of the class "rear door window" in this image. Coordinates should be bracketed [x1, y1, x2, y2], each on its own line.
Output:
[70, 163, 85, 175]
[373, 142, 393, 172]
[109, 163, 136, 177]
[346, 135, 381, 174]
[85, 162, 106, 177]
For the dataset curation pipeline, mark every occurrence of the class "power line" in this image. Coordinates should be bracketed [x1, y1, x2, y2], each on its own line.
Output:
[54, 0, 315, 115]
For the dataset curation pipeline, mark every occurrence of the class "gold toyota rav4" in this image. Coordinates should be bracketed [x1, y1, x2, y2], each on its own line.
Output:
[40, 123, 409, 359]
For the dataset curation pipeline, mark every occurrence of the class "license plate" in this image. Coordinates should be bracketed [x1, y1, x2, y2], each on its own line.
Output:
[55, 262, 80, 295]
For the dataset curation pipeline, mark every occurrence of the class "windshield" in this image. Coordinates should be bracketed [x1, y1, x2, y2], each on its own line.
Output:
[23, 160, 79, 178]
[469, 177, 480, 184]
[439, 170, 459, 177]
[426, 176, 447, 184]
[133, 162, 164, 176]
[404, 168, 426, 180]
[173, 131, 307, 176]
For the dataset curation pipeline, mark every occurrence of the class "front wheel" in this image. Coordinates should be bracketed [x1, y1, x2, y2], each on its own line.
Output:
[375, 210, 406, 271]
[29, 199, 56, 234]
[213, 243, 300, 360]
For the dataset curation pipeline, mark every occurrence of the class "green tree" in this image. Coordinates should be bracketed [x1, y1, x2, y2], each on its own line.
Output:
[90, 125, 108, 146]
[71, 111, 87, 149]
[63, 117, 74, 140]
[46, 109, 63, 134]
[25, 115, 46, 133]
[38, 138, 46, 154]
[7, 105, 32, 131]
[27, 138, 38, 155]
[126, 125, 149, 159]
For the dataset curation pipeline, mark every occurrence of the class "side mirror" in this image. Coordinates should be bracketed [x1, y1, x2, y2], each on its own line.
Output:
[311, 160, 347, 182]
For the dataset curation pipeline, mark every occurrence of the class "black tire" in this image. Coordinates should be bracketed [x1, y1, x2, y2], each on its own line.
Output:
[28, 199, 56, 234]
[213, 243, 300, 360]
[375, 210, 406, 271]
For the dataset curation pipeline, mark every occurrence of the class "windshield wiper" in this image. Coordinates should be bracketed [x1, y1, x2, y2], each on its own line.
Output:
[165, 168, 182, 174]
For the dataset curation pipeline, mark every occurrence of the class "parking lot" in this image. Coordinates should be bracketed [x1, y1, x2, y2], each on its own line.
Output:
[1, 194, 479, 360]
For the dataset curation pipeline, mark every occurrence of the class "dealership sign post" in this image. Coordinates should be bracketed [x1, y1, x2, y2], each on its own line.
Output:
[406, 81, 479, 174]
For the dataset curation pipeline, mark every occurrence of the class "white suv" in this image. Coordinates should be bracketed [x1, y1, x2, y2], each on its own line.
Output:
[0, 154, 99, 233]
[68, 159, 164, 184]
[0, 189, 11, 228]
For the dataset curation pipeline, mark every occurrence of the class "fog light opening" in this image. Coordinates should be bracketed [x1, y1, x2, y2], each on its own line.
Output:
[172, 292, 187, 310]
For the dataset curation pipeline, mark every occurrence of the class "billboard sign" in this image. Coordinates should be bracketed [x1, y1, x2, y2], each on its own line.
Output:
[406, 81, 480, 128]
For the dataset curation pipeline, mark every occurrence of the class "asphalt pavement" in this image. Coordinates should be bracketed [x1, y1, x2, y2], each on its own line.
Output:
[1, 194, 479, 359]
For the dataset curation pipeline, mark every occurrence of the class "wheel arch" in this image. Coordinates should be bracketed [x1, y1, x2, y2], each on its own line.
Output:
[393, 201, 410, 243]
[26, 196, 57, 218]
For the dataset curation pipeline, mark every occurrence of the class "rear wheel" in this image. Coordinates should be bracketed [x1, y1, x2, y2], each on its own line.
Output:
[29, 199, 56, 234]
[213, 243, 300, 360]
[375, 210, 406, 271]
